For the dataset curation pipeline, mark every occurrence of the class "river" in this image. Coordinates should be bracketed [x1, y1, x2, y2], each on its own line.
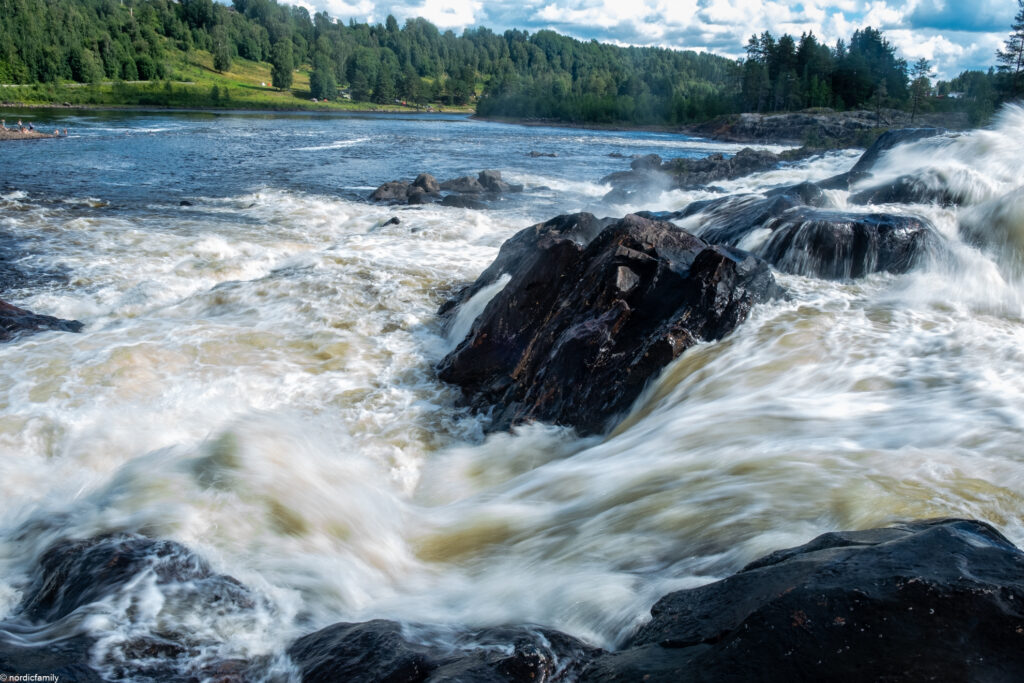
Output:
[2, 108, 1024, 678]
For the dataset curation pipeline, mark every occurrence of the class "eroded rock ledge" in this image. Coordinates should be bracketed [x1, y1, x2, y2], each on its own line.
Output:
[436, 212, 782, 435]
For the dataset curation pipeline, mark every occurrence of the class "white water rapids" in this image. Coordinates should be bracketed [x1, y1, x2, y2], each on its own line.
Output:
[2, 107, 1024, 677]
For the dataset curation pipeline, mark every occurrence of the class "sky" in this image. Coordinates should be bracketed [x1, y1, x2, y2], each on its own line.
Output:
[279, 0, 1020, 80]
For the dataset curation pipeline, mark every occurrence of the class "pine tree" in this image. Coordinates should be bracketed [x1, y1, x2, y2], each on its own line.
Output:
[996, 0, 1024, 97]
[910, 57, 933, 122]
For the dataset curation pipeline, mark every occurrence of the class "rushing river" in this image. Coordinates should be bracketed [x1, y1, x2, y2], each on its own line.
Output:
[2, 107, 1024, 678]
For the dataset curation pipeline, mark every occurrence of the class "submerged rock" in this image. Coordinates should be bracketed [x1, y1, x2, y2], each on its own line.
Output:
[437, 213, 782, 435]
[0, 298, 83, 342]
[819, 127, 946, 190]
[676, 187, 942, 279]
[288, 621, 597, 683]
[755, 209, 943, 279]
[586, 518, 1024, 682]
[1, 533, 259, 681]
[849, 170, 969, 207]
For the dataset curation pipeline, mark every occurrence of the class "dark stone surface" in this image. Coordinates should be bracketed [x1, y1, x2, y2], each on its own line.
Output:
[1, 533, 258, 681]
[0, 298, 83, 342]
[440, 194, 488, 210]
[675, 187, 942, 279]
[585, 518, 1024, 683]
[820, 127, 947, 190]
[18, 534, 252, 623]
[437, 213, 781, 435]
[849, 170, 967, 207]
[849, 127, 946, 176]
[287, 620, 599, 683]
[369, 180, 412, 202]
[756, 208, 943, 279]
[439, 176, 486, 194]
[478, 169, 524, 194]
[413, 173, 441, 195]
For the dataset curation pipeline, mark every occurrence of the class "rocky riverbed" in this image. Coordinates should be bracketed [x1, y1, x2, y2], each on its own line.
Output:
[2, 109, 1023, 682]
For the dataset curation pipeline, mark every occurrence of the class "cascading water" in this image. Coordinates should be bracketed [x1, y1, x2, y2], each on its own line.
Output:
[1, 106, 1024, 678]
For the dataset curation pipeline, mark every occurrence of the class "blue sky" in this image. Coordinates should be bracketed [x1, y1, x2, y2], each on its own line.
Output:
[280, 0, 1019, 79]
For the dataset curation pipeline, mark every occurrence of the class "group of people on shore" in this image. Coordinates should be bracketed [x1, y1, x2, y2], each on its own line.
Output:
[0, 118, 68, 136]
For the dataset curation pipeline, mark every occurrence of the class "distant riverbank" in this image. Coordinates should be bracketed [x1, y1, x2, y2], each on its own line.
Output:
[475, 108, 973, 147]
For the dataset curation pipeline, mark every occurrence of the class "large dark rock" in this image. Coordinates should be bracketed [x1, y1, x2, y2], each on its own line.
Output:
[755, 208, 943, 279]
[18, 534, 253, 622]
[585, 518, 1024, 682]
[287, 620, 598, 683]
[478, 169, 523, 194]
[440, 176, 486, 194]
[440, 194, 489, 210]
[850, 127, 946, 176]
[849, 170, 968, 207]
[369, 180, 413, 203]
[412, 173, 441, 195]
[1, 533, 258, 681]
[677, 191, 942, 279]
[820, 127, 946, 190]
[437, 213, 782, 435]
[1, 298, 83, 342]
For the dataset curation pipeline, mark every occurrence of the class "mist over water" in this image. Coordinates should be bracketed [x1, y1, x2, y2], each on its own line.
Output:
[2, 108, 1024, 676]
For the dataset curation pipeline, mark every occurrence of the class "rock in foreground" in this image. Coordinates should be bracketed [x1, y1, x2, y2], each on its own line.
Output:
[437, 213, 782, 435]
[0, 298, 83, 341]
[586, 518, 1024, 682]
[288, 620, 597, 683]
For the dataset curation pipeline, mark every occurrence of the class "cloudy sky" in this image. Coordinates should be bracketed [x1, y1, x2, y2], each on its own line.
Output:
[280, 0, 1018, 79]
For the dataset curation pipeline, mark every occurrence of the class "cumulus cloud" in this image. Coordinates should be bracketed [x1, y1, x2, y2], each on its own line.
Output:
[275, 0, 1018, 78]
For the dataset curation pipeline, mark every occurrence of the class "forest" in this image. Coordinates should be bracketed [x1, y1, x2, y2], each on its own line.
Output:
[0, 0, 1018, 126]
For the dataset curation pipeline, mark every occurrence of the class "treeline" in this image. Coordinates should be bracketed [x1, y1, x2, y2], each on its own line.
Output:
[0, 0, 740, 112]
[0, 0, 1016, 125]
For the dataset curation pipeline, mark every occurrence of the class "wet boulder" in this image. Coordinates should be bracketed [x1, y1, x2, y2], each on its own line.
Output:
[287, 620, 598, 683]
[437, 213, 782, 435]
[755, 208, 943, 279]
[478, 169, 524, 194]
[1, 298, 83, 342]
[684, 193, 811, 246]
[440, 194, 488, 210]
[412, 173, 441, 195]
[849, 170, 968, 207]
[819, 127, 947, 190]
[850, 127, 946, 175]
[17, 533, 253, 622]
[369, 180, 413, 203]
[585, 518, 1024, 682]
[440, 175, 486, 194]
[1, 533, 260, 681]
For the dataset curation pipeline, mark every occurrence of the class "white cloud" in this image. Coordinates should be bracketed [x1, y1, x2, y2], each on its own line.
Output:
[275, 0, 1014, 78]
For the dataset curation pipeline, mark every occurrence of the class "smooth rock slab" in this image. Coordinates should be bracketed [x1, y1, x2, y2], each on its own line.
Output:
[437, 213, 781, 435]
[585, 518, 1024, 682]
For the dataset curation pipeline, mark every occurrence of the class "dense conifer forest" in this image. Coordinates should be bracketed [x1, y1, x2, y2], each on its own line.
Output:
[0, 0, 1014, 125]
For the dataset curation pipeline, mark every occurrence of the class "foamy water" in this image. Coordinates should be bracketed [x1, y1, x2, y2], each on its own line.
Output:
[2, 108, 1024, 678]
